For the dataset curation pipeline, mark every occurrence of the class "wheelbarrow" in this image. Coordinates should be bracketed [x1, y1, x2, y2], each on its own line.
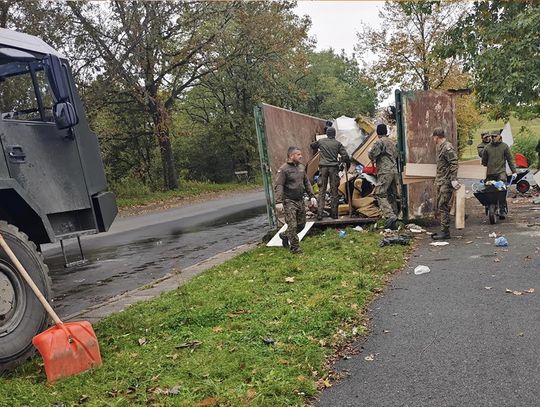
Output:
[473, 175, 516, 224]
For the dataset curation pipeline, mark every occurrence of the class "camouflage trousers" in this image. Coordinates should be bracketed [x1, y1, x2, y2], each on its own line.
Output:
[374, 173, 401, 219]
[435, 183, 453, 231]
[281, 199, 306, 251]
[317, 166, 340, 217]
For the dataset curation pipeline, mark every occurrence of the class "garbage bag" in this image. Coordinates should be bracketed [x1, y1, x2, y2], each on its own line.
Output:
[380, 235, 411, 247]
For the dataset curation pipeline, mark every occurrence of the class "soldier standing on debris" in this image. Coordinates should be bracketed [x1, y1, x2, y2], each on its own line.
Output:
[368, 123, 400, 230]
[432, 128, 460, 240]
[310, 127, 350, 220]
[481, 131, 517, 219]
[274, 146, 317, 254]
[477, 133, 491, 158]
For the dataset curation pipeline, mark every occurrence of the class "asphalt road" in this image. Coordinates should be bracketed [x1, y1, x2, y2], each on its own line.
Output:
[319, 189, 540, 407]
[41, 191, 268, 317]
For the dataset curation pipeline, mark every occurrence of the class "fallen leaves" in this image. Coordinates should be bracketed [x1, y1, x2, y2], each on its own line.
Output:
[175, 340, 202, 350]
[138, 337, 147, 346]
[284, 276, 295, 283]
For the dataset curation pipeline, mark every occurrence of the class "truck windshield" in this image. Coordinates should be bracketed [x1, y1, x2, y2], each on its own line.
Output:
[0, 61, 55, 123]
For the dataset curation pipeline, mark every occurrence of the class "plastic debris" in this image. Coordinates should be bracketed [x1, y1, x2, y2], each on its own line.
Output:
[414, 265, 431, 275]
[262, 338, 275, 345]
[379, 235, 411, 247]
[494, 236, 508, 247]
[338, 230, 347, 238]
[352, 226, 364, 232]
[489, 232, 497, 238]
[429, 242, 449, 246]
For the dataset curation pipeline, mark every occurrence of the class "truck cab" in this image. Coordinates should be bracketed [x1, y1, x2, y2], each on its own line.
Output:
[0, 28, 117, 371]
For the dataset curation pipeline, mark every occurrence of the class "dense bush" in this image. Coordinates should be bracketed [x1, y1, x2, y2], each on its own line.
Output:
[512, 127, 539, 168]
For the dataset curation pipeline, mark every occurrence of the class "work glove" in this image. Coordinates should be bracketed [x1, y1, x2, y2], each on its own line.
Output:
[310, 197, 317, 207]
[451, 180, 461, 190]
[511, 173, 517, 178]
[275, 203, 284, 213]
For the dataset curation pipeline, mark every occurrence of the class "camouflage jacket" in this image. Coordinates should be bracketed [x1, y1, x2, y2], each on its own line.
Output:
[477, 141, 490, 158]
[435, 141, 458, 186]
[481, 142, 516, 175]
[274, 162, 314, 203]
[310, 138, 350, 167]
[368, 137, 398, 174]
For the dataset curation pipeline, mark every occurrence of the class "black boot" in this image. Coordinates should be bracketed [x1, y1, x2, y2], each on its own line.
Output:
[431, 230, 450, 240]
[279, 233, 289, 248]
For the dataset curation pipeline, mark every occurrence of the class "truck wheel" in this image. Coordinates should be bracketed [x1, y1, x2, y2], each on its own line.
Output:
[0, 221, 51, 373]
[488, 204, 497, 225]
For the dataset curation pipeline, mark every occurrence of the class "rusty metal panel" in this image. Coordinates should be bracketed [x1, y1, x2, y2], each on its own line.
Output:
[262, 103, 326, 179]
[402, 90, 457, 219]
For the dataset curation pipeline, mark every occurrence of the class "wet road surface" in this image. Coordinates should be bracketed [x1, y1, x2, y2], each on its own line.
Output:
[41, 191, 268, 317]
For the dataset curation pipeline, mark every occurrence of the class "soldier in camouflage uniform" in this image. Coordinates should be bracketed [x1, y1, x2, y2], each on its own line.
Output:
[274, 147, 317, 254]
[432, 128, 460, 240]
[477, 132, 491, 158]
[310, 127, 350, 220]
[368, 123, 400, 230]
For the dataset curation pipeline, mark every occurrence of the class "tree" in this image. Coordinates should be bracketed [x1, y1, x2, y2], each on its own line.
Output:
[297, 50, 377, 118]
[441, 1, 540, 119]
[179, 1, 311, 180]
[66, 2, 242, 190]
[356, 1, 467, 94]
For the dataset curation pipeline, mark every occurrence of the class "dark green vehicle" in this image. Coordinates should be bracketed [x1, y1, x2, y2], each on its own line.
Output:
[0, 29, 117, 371]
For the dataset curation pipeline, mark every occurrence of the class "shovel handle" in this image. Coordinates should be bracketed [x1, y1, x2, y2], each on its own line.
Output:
[0, 233, 63, 326]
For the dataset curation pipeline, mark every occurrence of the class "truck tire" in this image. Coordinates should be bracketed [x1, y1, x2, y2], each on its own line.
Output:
[0, 221, 51, 373]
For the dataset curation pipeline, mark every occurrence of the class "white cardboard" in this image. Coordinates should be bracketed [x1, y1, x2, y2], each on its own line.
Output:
[266, 221, 315, 247]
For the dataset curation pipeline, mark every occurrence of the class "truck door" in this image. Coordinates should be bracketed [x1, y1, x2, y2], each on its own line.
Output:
[0, 60, 93, 235]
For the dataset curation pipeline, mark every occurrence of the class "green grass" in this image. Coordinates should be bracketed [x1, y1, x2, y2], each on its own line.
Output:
[461, 116, 540, 160]
[0, 230, 408, 407]
[114, 180, 262, 209]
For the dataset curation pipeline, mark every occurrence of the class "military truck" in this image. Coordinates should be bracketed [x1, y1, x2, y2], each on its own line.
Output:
[0, 29, 117, 371]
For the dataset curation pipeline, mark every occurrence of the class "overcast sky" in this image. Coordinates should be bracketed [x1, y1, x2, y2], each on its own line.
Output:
[294, 1, 384, 57]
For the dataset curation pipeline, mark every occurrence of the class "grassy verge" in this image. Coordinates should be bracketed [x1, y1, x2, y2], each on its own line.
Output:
[1, 229, 408, 407]
[114, 180, 262, 209]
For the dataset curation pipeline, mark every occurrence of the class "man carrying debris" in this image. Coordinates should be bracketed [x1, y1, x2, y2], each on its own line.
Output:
[310, 127, 350, 220]
[368, 123, 400, 230]
[477, 132, 491, 158]
[432, 128, 460, 240]
[274, 146, 317, 254]
[481, 131, 516, 219]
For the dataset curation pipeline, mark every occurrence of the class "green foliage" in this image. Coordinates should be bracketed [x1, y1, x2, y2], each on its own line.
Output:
[0, 230, 408, 406]
[512, 127, 539, 167]
[442, 1, 540, 119]
[296, 50, 377, 118]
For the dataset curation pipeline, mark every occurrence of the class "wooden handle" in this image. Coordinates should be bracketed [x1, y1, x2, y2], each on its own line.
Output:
[0, 234, 63, 325]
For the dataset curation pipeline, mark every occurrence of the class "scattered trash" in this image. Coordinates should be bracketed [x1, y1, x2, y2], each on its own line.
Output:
[414, 265, 431, 275]
[489, 232, 497, 238]
[338, 230, 347, 238]
[364, 354, 374, 361]
[518, 332, 524, 337]
[284, 277, 295, 283]
[352, 226, 364, 232]
[494, 236, 508, 247]
[262, 338, 275, 345]
[494, 258, 500, 262]
[533, 198, 540, 204]
[380, 235, 411, 247]
[175, 340, 202, 349]
[485, 286, 492, 290]
[505, 288, 535, 296]
[405, 223, 426, 233]
[429, 242, 449, 246]
[466, 241, 473, 244]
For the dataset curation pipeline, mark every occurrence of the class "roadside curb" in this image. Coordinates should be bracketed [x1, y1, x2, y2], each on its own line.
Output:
[64, 243, 258, 323]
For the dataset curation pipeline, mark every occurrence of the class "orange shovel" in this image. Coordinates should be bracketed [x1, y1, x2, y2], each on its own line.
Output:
[0, 233, 102, 383]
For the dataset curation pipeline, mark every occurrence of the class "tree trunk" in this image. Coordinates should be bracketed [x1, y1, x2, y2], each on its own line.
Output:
[150, 102, 179, 190]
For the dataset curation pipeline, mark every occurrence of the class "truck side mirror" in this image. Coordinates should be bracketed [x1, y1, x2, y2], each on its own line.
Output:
[44, 54, 79, 129]
[54, 101, 78, 130]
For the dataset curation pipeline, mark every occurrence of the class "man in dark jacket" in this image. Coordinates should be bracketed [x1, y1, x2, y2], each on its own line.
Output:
[310, 127, 350, 220]
[477, 133, 491, 158]
[481, 132, 516, 218]
[274, 146, 317, 254]
[368, 123, 400, 229]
